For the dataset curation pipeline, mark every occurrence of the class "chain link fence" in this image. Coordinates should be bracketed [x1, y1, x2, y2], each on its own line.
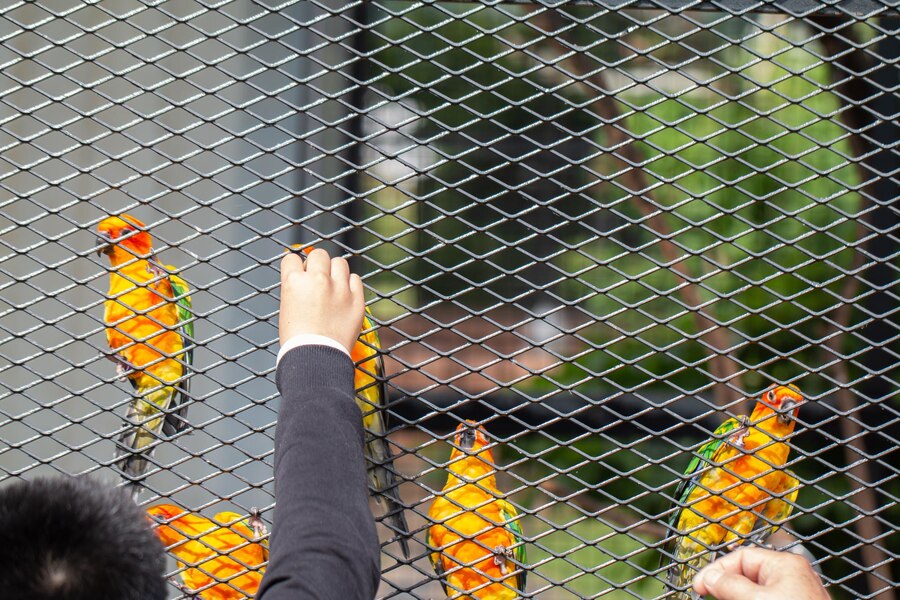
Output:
[0, 1, 897, 598]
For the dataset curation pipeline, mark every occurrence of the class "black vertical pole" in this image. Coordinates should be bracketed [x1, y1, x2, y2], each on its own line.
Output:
[342, 2, 370, 267]
[815, 16, 900, 595]
[857, 23, 899, 598]
[857, 28, 899, 408]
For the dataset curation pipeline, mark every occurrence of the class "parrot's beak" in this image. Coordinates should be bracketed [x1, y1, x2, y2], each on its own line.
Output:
[96, 234, 114, 257]
[459, 428, 477, 451]
[777, 398, 800, 425]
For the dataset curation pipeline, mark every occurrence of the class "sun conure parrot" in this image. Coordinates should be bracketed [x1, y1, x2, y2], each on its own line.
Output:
[97, 215, 193, 489]
[661, 385, 804, 599]
[289, 245, 410, 558]
[147, 504, 268, 600]
[355, 306, 412, 558]
[427, 421, 526, 599]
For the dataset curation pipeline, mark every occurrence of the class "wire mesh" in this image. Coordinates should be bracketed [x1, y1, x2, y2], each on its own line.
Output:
[0, 1, 897, 598]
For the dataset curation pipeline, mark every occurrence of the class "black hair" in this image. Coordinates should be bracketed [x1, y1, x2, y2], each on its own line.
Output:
[0, 476, 166, 600]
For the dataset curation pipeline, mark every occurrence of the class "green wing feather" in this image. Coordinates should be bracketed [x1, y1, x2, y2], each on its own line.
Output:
[500, 500, 527, 593]
[162, 269, 193, 436]
[168, 272, 193, 364]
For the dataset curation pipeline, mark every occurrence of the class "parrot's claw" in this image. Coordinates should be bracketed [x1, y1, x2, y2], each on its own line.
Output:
[493, 545, 514, 575]
[147, 262, 166, 277]
[249, 506, 268, 538]
[110, 355, 137, 379]
[728, 417, 751, 451]
[167, 577, 195, 597]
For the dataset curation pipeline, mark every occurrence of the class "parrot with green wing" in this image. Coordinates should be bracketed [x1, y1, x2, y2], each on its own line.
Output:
[354, 307, 412, 558]
[97, 215, 193, 491]
[661, 385, 804, 599]
[290, 244, 411, 558]
[427, 421, 526, 599]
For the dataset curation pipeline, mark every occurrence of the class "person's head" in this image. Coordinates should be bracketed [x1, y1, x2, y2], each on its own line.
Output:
[0, 476, 166, 600]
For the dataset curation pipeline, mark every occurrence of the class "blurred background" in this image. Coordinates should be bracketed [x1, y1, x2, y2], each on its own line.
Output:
[0, 1, 896, 598]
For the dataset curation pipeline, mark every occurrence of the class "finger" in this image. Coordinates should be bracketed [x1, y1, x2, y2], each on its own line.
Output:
[331, 256, 351, 285]
[693, 568, 765, 600]
[349, 273, 364, 303]
[348, 276, 366, 350]
[701, 547, 774, 584]
[281, 253, 304, 280]
[305, 248, 330, 275]
[350, 274, 365, 328]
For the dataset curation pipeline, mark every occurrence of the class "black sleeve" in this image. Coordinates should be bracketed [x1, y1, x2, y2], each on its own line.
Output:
[257, 345, 381, 600]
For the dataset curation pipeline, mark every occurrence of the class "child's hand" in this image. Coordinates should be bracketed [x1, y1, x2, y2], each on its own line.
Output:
[279, 248, 364, 354]
[693, 547, 829, 600]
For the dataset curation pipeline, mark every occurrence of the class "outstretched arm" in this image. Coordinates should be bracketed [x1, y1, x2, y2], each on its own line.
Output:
[258, 249, 380, 600]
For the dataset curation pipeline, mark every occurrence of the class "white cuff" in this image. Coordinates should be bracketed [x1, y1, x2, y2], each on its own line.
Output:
[276, 333, 350, 366]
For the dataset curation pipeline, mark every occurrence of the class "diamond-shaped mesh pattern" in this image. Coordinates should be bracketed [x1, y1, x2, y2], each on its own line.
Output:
[0, 1, 897, 599]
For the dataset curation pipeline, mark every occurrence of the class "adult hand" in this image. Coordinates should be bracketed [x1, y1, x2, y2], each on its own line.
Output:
[279, 248, 364, 353]
[693, 547, 829, 600]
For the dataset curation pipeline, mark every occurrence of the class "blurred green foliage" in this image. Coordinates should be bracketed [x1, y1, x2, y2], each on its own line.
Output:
[357, 4, 891, 598]
[362, 3, 864, 396]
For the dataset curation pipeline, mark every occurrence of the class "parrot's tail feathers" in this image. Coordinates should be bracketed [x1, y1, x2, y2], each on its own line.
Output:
[116, 397, 166, 483]
[115, 436, 153, 481]
[160, 378, 193, 437]
[397, 525, 411, 561]
[115, 450, 151, 492]
[370, 459, 412, 559]
[383, 502, 412, 560]
[662, 584, 700, 600]
[125, 481, 142, 502]
[160, 397, 191, 436]
[665, 550, 713, 600]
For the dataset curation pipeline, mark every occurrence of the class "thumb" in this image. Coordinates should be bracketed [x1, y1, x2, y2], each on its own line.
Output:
[694, 567, 766, 600]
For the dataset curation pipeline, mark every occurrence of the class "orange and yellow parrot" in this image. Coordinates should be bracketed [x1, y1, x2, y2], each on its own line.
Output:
[147, 504, 268, 600]
[355, 307, 411, 558]
[289, 245, 410, 557]
[97, 215, 193, 487]
[661, 385, 804, 599]
[427, 421, 526, 599]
